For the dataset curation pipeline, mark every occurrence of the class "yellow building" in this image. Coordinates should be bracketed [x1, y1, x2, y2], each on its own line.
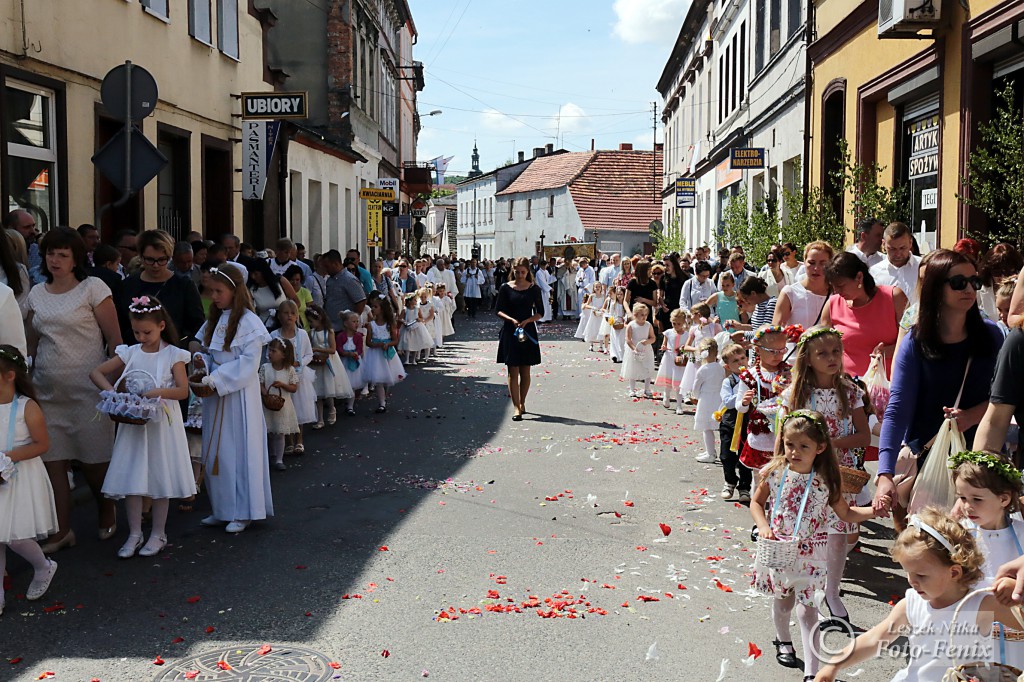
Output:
[808, 0, 1024, 249]
[0, 0, 271, 242]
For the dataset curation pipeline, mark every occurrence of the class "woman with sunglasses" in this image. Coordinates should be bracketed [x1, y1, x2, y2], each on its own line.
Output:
[116, 230, 205, 348]
[876, 249, 1003, 526]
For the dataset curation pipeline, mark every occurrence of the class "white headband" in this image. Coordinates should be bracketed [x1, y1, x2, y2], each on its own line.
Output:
[908, 514, 956, 555]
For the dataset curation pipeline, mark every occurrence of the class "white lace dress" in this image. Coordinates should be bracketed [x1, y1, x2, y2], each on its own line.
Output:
[271, 329, 317, 425]
[0, 395, 58, 542]
[620, 321, 655, 381]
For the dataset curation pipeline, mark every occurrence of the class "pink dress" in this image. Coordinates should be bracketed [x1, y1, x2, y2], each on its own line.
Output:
[827, 285, 898, 377]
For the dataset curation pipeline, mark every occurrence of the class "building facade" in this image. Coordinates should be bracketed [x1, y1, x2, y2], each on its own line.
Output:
[658, 0, 807, 251]
[808, 0, 1024, 250]
[0, 0, 270, 242]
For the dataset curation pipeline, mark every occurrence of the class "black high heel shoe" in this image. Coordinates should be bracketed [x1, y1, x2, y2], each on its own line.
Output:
[773, 639, 799, 668]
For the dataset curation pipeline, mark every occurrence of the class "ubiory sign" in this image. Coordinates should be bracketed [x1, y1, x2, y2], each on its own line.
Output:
[241, 92, 308, 120]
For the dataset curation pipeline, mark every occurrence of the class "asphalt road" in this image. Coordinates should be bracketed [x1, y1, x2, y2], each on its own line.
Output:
[2, 315, 906, 681]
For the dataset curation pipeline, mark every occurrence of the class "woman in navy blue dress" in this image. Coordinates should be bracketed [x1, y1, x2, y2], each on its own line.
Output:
[496, 257, 544, 421]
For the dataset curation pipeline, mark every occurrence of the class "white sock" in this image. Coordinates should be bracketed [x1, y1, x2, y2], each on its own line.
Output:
[825, 534, 849, 617]
[702, 429, 716, 457]
[797, 601, 822, 677]
[8, 539, 50, 572]
[268, 433, 285, 464]
[772, 594, 795, 645]
[630, 380, 638, 393]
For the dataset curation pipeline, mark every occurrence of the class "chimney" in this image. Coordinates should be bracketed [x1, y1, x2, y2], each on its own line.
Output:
[517, 151, 525, 163]
[591, 139, 595, 150]
[533, 147, 545, 158]
[545, 143, 554, 154]
[619, 143, 633, 151]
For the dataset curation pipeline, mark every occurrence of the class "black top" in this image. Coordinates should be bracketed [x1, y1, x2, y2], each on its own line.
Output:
[661, 274, 685, 313]
[495, 282, 544, 366]
[990, 327, 1024, 433]
[627, 278, 658, 318]
[116, 271, 205, 346]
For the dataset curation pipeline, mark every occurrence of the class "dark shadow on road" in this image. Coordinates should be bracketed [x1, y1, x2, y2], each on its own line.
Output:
[523, 413, 619, 429]
[0, 316, 530, 676]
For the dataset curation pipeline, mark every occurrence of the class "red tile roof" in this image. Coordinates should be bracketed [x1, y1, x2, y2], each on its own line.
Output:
[569, 149, 663, 233]
[496, 152, 595, 195]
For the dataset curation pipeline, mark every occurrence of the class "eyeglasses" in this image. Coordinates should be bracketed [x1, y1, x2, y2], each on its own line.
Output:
[756, 346, 787, 355]
[946, 275, 983, 291]
[766, 257, 777, 263]
[143, 256, 170, 266]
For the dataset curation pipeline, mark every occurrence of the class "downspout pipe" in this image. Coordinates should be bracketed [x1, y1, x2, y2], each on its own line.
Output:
[802, 0, 815, 214]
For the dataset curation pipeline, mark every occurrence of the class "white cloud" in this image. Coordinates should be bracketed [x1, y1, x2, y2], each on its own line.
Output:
[612, 0, 690, 45]
[551, 103, 590, 136]
[480, 108, 527, 133]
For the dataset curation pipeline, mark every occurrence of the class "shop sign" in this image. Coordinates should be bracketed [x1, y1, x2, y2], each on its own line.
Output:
[729, 147, 766, 169]
[921, 188, 938, 211]
[716, 160, 742, 190]
[675, 177, 696, 209]
[908, 116, 939, 180]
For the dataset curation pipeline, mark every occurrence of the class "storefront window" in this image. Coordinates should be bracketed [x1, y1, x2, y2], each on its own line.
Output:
[5, 80, 58, 232]
[902, 112, 939, 252]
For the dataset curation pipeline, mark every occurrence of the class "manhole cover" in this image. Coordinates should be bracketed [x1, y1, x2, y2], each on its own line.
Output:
[153, 645, 337, 681]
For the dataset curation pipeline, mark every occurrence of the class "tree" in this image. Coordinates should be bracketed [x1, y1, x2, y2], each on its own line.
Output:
[650, 215, 686, 257]
[833, 139, 910, 227]
[779, 178, 845, 251]
[959, 82, 1024, 248]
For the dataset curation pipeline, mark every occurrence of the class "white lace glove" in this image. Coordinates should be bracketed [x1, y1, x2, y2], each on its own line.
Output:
[201, 375, 216, 388]
[0, 452, 14, 483]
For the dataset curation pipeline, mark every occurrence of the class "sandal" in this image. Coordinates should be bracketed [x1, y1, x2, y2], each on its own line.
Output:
[773, 639, 799, 668]
[375, 405, 387, 414]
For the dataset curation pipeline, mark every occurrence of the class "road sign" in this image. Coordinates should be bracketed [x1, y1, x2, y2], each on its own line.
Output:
[100, 63, 158, 122]
[398, 215, 413, 230]
[729, 148, 766, 169]
[92, 126, 167, 193]
[675, 177, 696, 208]
[382, 202, 398, 217]
[410, 198, 428, 218]
[241, 92, 308, 120]
[367, 199, 383, 247]
[359, 188, 396, 201]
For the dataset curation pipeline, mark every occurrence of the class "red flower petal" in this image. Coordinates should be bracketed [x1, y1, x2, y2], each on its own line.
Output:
[748, 642, 763, 659]
[153, 655, 165, 666]
[295, 565, 307, 570]
[9, 657, 23, 664]
[624, 500, 635, 507]
[205, 626, 216, 634]
[171, 637, 185, 644]
[217, 660, 232, 671]
[257, 644, 272, 656]
[184, 673, 200, 680]
[659, 523, 672, 536]
[714, 580, 733, 593]
[186, 596, 201, 604]
[378, 546, 389, 551]
[329, 662, 342, 669]
[381, 649, 391, 658]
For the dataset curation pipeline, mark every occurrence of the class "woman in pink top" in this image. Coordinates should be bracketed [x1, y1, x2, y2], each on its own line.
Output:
[821, 252, 907, 377]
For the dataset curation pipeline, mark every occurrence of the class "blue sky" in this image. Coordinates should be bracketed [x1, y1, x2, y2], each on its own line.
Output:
[409, 0, 687, 177]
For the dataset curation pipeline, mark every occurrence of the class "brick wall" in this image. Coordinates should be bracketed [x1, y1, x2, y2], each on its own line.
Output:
[326, 0, 354, 141]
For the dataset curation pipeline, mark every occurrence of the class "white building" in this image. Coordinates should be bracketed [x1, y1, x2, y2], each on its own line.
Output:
[456, 146, 534, 259]
[658, 0, 806, 250]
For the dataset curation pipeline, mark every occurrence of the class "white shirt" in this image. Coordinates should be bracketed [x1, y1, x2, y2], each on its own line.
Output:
[226, 258, 249, 282]
[846, 243, 885, 270]
[576, 266, 596, 290]
[870, 254, 921, 304]
[428, 267, 457, 298]
[599, 265, 620, 288]
[0, 283, 26, 356]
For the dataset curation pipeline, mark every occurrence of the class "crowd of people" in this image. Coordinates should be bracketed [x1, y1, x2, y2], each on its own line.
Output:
[11, 209, 1024, 680]
[547, 220, 1024, 681]
[0, 213, 484, 617]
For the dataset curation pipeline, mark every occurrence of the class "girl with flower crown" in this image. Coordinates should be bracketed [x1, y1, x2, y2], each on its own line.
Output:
[90, 296, 195, 558]
[782, 326, 871, 629]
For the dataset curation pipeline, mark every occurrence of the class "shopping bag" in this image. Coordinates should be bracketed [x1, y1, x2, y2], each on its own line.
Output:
[908, 418, 964, 514]
[864, 354, 891, 418]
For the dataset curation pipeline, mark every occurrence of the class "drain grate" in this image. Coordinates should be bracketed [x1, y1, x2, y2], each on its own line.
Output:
[153, 645, 337, 681]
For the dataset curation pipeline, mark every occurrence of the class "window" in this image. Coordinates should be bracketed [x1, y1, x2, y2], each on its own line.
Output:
[718, 57, 724, 123]
[739, 24, 746, 104]
[216, 0, 239, 59]
[730, 36, 738, 112]
[141, 0, 169, 20]
[189, 0, 212, 44]
[770, 0, 781, 56]
[527, 198, 532, 219]
[548, 194, 554, 217]
[157, 127, 191, 240]
[724, 46, 731, 116]
[5, 79, 59, 233]
[508, 200, 514, 220]
[788, 0, 801, 37]
[755, 0, 765, 72]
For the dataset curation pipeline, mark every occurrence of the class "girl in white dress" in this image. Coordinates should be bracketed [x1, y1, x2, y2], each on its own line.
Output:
[90, 297, 195, 558]
[574, 283, 595, 340]
[307, 305, 353, 426]
[691, 338, 726, 460]
[334, 311, 363, 416]
[435, 284, 455, 338]
[272, 301, 316, 455]
[260, 338, 299, 472]
[817, 507, 1022, 682]
[363, 296, 405, 413]
[583, 283, 607, 352]
[193, 264, 273, 534]
[605, 287, 630, 363]
[428, 286, 445, 349]
[0, 345, 58, 613]
[417, 287, 438, 361]
[679, 303, 722, 401]
[655, 309, 688, 408]
[621, 303, 656, 397]
[398, 295, 434, 365]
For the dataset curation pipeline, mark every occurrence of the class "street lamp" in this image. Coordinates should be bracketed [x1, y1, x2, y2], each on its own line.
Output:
[427, 110, 442, 116]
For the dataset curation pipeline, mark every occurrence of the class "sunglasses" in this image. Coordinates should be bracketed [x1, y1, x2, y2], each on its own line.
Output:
[946, 275, 983, 291]
[766, 257, 777, 263]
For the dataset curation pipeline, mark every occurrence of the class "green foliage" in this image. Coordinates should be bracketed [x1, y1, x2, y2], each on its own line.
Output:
[430, 188, 455, 198]
[780, 180, 845, 252]
[833, 139, 910, 228]
[959, 82, 1024, 248]
[650, 215, 686, 257]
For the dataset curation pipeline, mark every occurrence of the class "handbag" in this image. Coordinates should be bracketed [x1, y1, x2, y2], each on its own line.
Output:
[755, 466, 814, 570]
[895, 358, 971, 511]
